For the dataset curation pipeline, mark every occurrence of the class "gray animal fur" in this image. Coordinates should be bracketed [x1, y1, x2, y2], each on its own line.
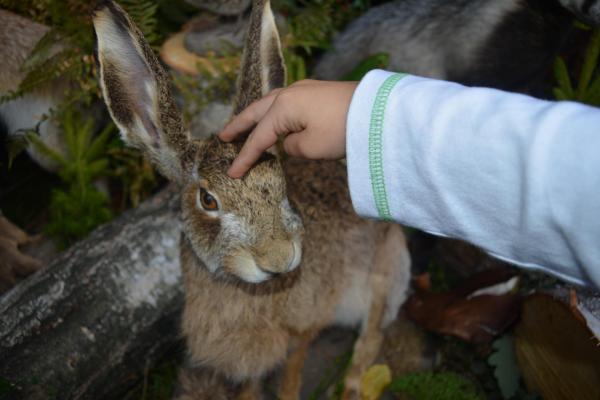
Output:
[316, 0, 597, 90]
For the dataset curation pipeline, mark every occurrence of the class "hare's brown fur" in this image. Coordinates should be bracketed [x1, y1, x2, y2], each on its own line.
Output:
[93, 1, 411, 398]
[181, 159, 383, 378]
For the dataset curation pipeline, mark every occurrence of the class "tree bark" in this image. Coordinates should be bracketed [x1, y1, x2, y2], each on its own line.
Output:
[0, 186, 183, 400]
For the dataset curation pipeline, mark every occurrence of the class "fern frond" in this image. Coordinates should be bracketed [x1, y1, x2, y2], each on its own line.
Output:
[583, 75, 600, 104]
[86, 123, 116, 161]
[553, 57, 574, 99]
[118, 0, 160, 45]
[577, 29, 600, 99]
[25, 130, 68, 169]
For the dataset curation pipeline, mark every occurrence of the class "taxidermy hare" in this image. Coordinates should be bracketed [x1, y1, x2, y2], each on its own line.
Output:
[315, 0, 600, 91]
[93, 1, 411, 398]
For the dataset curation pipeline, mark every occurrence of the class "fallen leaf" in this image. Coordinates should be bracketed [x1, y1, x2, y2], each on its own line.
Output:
[406, 268, 521, 343]
[360, 364, 391, 400]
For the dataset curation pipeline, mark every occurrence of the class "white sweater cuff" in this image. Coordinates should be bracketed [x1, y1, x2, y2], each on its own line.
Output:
[346, 69, 418, 219]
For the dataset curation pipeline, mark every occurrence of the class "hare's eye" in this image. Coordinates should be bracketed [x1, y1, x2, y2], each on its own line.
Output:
[199, 188, 219, 211]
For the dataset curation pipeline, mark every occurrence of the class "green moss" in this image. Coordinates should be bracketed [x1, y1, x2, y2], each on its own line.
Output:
[388, 372, 484, 400]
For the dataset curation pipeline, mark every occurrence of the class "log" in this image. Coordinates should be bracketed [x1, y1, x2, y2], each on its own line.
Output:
[514, 293, 600, 400]
[0, 187, 184, 400]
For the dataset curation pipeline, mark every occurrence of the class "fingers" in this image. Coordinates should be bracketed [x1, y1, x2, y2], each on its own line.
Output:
[219, 89, 280, 142]
[227, 112, 281, 178]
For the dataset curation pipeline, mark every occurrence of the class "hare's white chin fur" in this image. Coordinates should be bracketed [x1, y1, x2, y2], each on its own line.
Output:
[224, 237, 302, 283]
[226, 250, 271, 283]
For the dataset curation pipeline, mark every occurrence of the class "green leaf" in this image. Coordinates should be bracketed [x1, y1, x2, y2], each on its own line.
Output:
[284, 51, 307, 84]
[85, 123, 115, 161]
[25, 130, 67, 168]
[487, 335, 520, 399]
[577, 29, 600, 99]
[118, 0, 160, 45]
[5, 133, 30, 168]
[583, 74, 600, 105]
[553, 88, 568, 101]
[87, 159, 110, 178]
[342, 53, 390, 81]
[21, 30, 62, 71]
[45, 184, 112, 248]
[553, 57, 574, 99]
[574, 20, 591, 31]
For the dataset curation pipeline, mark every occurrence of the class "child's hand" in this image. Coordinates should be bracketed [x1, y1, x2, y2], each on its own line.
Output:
[219, 80, 358, 178]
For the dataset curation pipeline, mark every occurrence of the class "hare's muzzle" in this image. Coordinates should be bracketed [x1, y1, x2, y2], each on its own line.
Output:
[257, 238, 302, 276]
[224, 237, 302, 284]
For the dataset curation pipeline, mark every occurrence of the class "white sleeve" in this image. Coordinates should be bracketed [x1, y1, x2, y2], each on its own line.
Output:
[346, 69, 600, 288]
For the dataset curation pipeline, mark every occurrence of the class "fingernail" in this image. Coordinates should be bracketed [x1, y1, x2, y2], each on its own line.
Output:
[227, 166, 239, 179]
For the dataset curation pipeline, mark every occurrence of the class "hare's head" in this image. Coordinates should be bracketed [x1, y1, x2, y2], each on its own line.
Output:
[93, 0, 303, 283]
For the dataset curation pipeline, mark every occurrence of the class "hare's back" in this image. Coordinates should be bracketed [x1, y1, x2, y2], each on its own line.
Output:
[284, 158, 364, 224]
[283, 158, 402, 328]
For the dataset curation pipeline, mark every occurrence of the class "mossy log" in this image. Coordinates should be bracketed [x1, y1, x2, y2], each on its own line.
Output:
[0, 187, 184, 400]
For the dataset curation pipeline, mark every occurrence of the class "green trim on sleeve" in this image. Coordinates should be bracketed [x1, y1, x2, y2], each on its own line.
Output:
[368, 73, 407, 220]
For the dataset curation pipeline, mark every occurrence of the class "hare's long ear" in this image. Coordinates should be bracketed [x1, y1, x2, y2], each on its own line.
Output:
[232, 0, 286, 115]
[93, 1, 194, 183]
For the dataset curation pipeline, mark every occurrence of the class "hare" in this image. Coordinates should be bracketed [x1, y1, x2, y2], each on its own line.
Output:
[314, 0, 599, 92]
[93, 1, 411, 399]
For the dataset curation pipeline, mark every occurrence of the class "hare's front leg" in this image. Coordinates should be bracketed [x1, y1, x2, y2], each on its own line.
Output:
[236, 381, 262, 400]
[278, 332, 316, 400]
[174, 365, 232, 400]
[341, 277, 386, 400]
[343, 224, 411, 399]
[174, 365, 262, 400]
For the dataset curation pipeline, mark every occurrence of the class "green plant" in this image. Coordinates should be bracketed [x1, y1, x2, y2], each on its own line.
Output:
[130, 359, 179, 400]
[108, 146, 157, 209]
[388, 371, 484, 400]
[342, 52, 389, 81]
[25, 110, 114, 247]
[0, 0, 171, 242]
[275, 0, 368, 83]
[0, 0, 163, 107]
[554, 27, 600, 105]
[45, 183, 112, 248]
